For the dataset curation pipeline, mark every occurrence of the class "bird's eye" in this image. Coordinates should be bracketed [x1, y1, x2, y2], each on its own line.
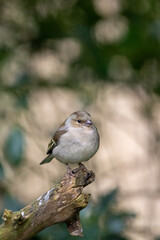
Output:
[77, 119, 81, 123]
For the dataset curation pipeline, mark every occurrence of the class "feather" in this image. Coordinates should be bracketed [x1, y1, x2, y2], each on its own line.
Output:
[40, 154, 54, 165]
[46, 123, 68, 154]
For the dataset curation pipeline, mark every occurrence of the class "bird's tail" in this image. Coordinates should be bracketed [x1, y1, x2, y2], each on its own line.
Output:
[40, 154, 53, 165]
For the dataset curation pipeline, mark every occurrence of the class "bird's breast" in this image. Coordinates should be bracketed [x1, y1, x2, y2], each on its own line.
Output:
[52, 127, 99, 163]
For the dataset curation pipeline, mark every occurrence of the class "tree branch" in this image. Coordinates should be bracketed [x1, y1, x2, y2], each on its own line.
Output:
[0, 164, 95, 240]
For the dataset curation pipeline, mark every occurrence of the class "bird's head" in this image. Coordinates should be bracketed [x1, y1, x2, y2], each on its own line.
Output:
[66, 110, 93, 129]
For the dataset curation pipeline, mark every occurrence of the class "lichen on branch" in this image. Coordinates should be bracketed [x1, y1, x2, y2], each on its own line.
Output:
[0, 164, 95, 240]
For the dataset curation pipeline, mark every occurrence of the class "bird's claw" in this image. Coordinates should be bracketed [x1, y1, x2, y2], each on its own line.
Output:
[66, 164, 75, 176]
[78, 163, 87, 171]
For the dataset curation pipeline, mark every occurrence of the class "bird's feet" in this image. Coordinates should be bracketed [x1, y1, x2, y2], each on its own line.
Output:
[65, 163, 89, 177]
[66, 164, 75, 176]
[78, 163, 87, 171]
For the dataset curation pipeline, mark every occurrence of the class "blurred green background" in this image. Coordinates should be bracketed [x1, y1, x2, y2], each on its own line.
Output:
[0, 0, 160, 239]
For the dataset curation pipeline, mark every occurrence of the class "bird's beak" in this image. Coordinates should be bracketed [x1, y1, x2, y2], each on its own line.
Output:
[85, 120, 93, 126]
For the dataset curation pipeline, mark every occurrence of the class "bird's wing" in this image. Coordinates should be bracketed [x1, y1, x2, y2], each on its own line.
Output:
[46, 123, 68, 154]
[46, 138, 56, 154]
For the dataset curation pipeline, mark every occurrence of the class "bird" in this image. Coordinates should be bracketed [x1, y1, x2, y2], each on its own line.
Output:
[40, 110, 100, 172]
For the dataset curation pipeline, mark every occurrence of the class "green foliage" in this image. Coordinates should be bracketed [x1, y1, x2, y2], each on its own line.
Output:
[3, 193, 24, 213]
[155, 237, 160, 240]
[0, 162, 4, 180]
[0, 0, 159, 96]
[3, 127, 25, 166]
[0, 193, 24, 224]
[80, 189, 135, 240]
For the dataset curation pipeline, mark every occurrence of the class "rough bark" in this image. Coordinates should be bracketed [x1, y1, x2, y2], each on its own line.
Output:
[0, 164, 95, 240]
